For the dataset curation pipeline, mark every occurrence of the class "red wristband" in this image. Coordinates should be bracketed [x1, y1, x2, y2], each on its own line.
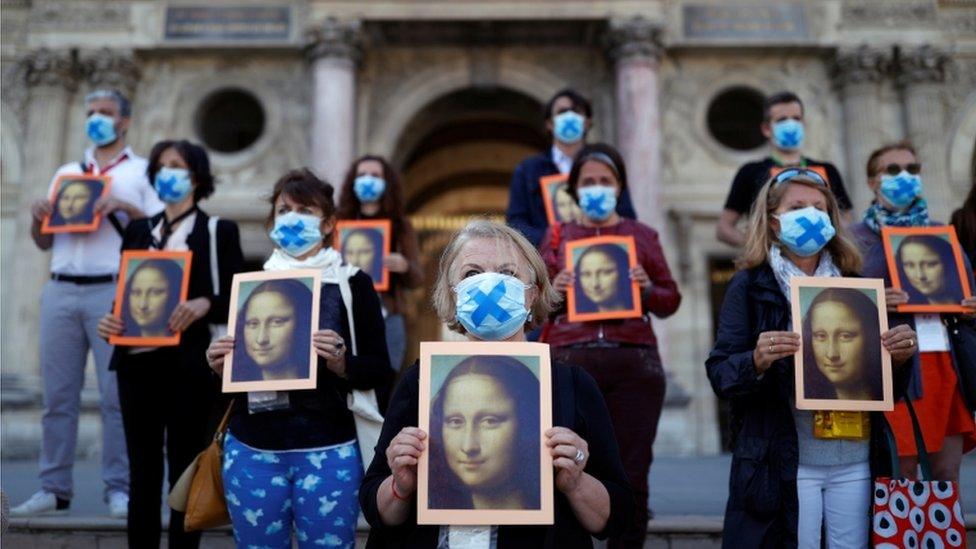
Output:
[390, 478, 408, 501]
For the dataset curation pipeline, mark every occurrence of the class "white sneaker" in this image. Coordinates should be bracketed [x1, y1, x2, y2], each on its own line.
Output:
[10, 490, 69, 516]
[107, 491, 128, 519]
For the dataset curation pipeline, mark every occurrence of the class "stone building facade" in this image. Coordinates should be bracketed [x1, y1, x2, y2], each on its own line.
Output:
[2, 0, 974, 458]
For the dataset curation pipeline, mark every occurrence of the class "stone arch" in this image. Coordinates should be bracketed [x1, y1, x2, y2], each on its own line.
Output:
[948, 91, 976, 194]
[366, 56, 560, 158]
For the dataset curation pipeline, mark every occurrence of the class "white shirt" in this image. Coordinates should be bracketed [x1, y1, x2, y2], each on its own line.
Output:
[150, 211, 196, 252]
[48, 146, 164, 275]
[551, 144, 573, 175]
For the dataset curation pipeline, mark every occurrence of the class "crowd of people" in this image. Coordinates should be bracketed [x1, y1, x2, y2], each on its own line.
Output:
[7, 82, 974, 549]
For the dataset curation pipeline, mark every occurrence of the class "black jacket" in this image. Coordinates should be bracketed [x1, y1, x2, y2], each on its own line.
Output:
[705, 264, 907, 548]
[110, 209, 244, 373]
[360, 361, 634, 549]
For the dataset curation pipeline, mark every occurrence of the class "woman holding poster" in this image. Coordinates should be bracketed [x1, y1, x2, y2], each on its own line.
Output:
[337, 155, 424, 372]
[539, 143, 680, 547]
[96, 140, 244, 548]
[706, 168, 918, 548]
[205, 168, 392, 548]
[360, 219, 633, 548]
[851, 142, 976, 487]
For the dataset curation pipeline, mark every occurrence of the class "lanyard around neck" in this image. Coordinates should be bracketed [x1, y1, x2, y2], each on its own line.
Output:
[152, 206, 197, 250]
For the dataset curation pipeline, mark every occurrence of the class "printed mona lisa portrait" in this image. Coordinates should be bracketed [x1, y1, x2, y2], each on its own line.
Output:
[335, 220, 391, 291]
[565, 236, 642, 322]
[110, 250, 192, 347]
[42, 175, 111, 234]
[223, 269, 321, 393]
[791, 277, 893, 412]
[540, 174, 581, 225]
[418, 341, 554, 526]
[882, 226, 973, 313]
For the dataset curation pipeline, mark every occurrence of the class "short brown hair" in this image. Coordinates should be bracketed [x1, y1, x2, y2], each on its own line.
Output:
[431, 219, 561, 334]
[865, 141, 917, 179]
[265, 168, 336, 241]
[566, 143, 628, 201]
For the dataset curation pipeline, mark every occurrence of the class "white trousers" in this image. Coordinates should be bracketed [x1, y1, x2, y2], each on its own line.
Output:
[796, 461, 871, 549]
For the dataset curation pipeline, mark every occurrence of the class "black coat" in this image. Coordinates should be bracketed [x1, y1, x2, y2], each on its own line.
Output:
[705, 264, 906, 549]
[110, 209, 244, 373]
[360, 361, 635, 549]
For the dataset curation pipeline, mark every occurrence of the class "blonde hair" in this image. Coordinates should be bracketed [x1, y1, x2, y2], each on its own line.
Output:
[737, 175, 862, 274]
[432, 219, 561, 334]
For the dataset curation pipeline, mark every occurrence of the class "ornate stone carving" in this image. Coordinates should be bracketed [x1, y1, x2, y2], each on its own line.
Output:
[305, 18, 362, 63]
[896, 45, 951, 86]
[830, 45, 892, 89]
[605, 16, 664, 61]
[27, 1, 131, 31]
[19, 48, 80, 91]
[80, 49, 141, 95]
[840, 1, 937, 27]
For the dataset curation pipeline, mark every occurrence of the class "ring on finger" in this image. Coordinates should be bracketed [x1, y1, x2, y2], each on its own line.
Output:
[769, 344, 774, 353]
[573, 448, 585, 464]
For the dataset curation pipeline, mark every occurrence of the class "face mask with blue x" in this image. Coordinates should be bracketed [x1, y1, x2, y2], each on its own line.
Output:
[771, 119, 804, 151]
[553, 110, 585, 144]
[879, 171, 922, 210]
[776, 206, 836, 257]
[454, 272, 530, 341]
[86, 113, 118, 147]
[154, 167, 193, 204]
[577, 185, 617, 222]
[269, 211, 323, 257]
[353, 175, 386, 202]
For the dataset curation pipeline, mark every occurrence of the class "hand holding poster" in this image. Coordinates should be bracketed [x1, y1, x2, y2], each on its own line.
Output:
[418, 341, 554, 525]
[222, 269, 321, 393]
[110, 250, 193, 347]
[41, 174, 112, 234]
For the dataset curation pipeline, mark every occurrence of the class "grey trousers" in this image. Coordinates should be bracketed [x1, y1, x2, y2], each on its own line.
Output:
[38, 280, 128, 500]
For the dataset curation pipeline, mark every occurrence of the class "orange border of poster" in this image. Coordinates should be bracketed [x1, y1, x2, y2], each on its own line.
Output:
[881, 225, 973, 314]
[334, 219, 393, 292]
[565, 235, 642, 322]
[109, 250, 193, 347]
[41, 174, 113, 234]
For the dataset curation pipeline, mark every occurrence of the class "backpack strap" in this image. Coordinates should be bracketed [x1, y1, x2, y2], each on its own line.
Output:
[208, 216, 220, 295]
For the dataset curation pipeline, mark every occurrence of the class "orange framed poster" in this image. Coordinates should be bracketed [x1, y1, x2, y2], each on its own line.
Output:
[334, 219, 392, 292]
[790, 276, 894, 412]
[417, 341, 554, 526]
[222, 269, 322, 393]
[881, 225, 973, 314]
[110, 250, 193, 347]
[539, 174, 580, 225]
[565, 235, 642, 322]
[41, 174, 112, 234]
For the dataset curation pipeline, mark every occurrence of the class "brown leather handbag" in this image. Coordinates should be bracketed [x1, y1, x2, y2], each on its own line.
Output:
[170, 402, 234, 532]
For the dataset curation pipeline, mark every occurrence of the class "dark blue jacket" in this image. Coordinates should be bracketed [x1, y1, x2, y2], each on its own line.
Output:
[706, 264, 906, 548]
[506, 151, 638, 247]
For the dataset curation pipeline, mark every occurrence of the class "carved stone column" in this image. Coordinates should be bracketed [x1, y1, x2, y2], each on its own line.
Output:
[4, 49, 80, 384]
[607, 17, 665, 228]
[306, 18, 361, 190]
[897, 45, 952, 217]
[830, 45, 890, 213]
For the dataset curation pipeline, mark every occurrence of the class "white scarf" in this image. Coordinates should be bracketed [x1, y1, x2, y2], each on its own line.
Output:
[768, 245, 841, 303]
[263, 247, 358, 285]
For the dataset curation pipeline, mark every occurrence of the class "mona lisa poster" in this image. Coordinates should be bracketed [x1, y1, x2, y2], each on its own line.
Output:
[565, 235, 642, 323]
[418, 341, 554, 525]
[110, 250, 192, 347]
[790, 276, 893, 412]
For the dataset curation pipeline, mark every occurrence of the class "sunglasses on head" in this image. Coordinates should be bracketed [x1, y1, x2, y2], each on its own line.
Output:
[881, 163, 921, 176]
[771, 167, 828, 188]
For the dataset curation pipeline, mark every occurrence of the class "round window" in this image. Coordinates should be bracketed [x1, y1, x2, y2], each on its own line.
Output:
[195, 89, 265, 153]
[706, 87, 765, 151]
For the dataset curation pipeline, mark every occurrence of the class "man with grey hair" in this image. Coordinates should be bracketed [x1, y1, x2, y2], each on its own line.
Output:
[13, 89, 163, 518]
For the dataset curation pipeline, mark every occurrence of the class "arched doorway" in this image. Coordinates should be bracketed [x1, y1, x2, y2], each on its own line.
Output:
[393, 87, 547, 364]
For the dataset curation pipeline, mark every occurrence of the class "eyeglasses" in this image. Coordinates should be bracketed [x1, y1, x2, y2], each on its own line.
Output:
[771, 167, 828, 188]
[881, 163, 921, 176]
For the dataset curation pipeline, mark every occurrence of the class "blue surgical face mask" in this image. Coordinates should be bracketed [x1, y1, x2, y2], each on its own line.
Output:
[154, 167, 194, 204]
[268, 211, 323, 257]
[553, 110, 585, 144]
[776, 206, 836, 257]
[771, 119, 804, 151]
[577, 185, 617, 222]
[353, 175, 386, 203]
[454, 272, 531, 341]
[86, 113, 118, 147]
[879, 171, 922, 210]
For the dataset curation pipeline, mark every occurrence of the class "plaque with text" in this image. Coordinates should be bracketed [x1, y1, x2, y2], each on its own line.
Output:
[683, 4, 809, 41]
[164, 6, 291, 42]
